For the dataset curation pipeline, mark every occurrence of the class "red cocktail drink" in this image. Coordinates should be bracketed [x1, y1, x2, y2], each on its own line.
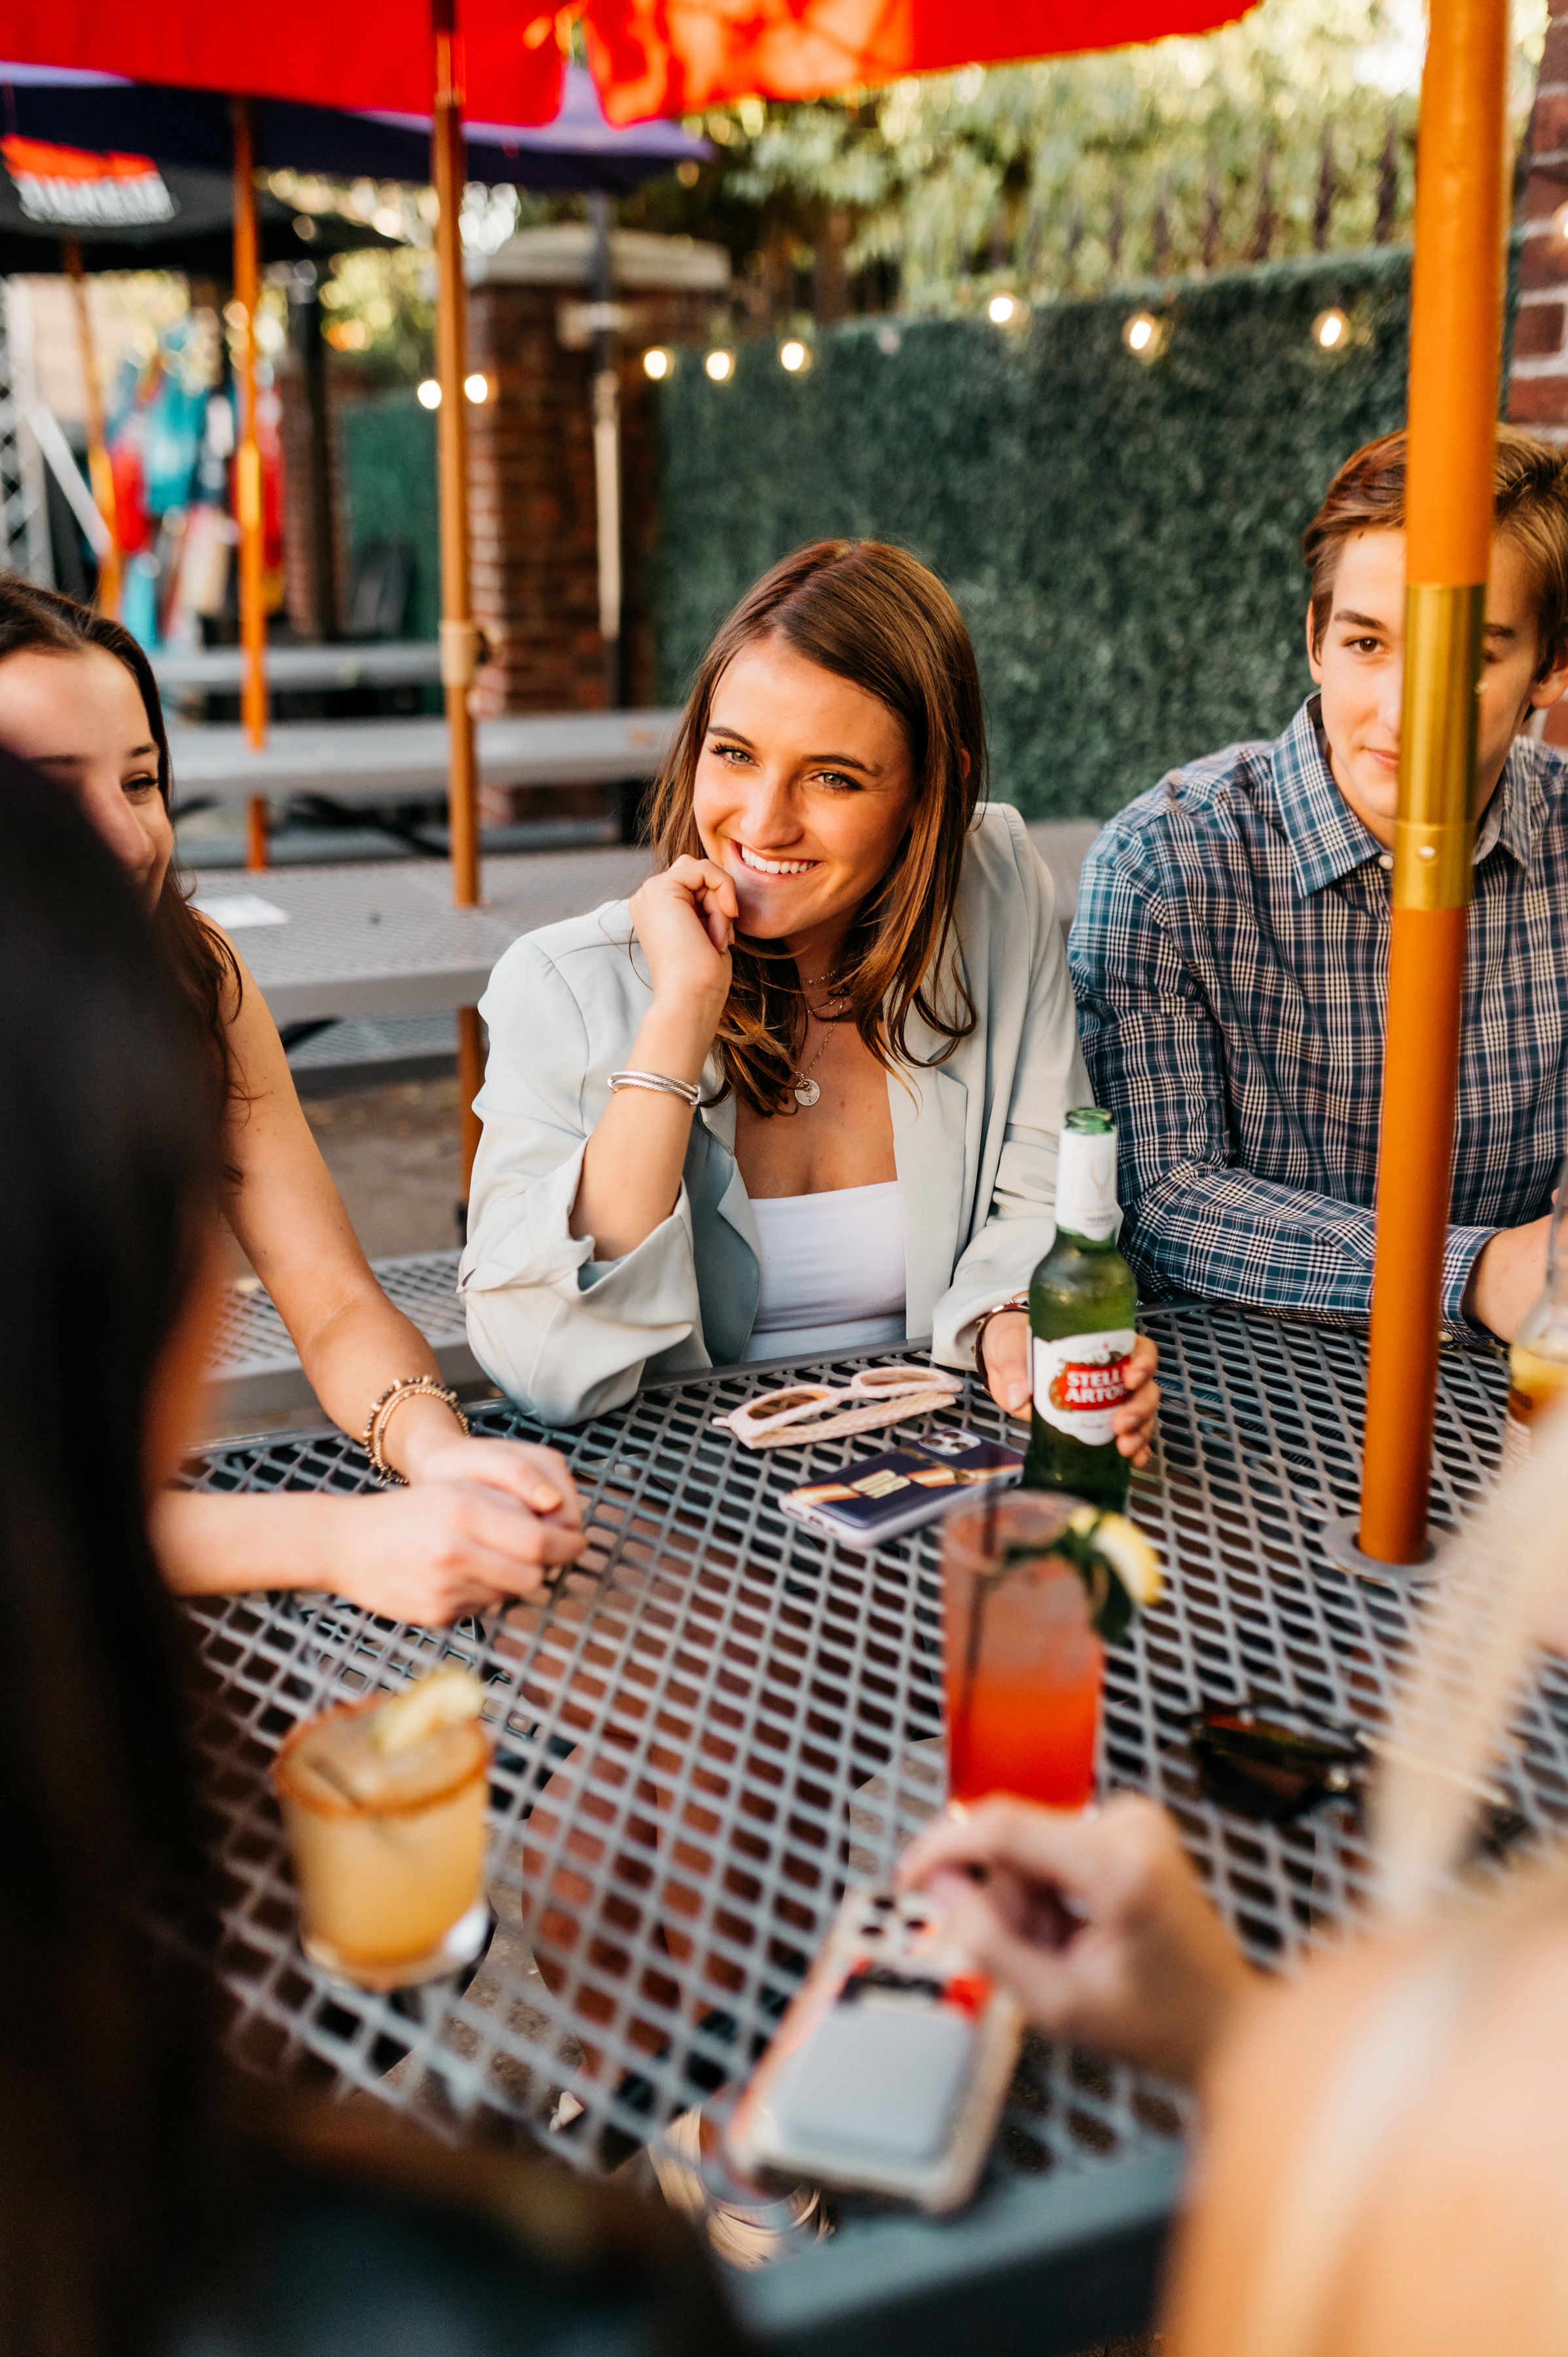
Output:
[942, 1493, 1104, 1809]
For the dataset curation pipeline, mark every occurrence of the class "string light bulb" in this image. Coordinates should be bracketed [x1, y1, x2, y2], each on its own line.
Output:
[705, 348, 735, 382]
[416, 378, 441, 409]
[1313, 307, 1349, 352]
[464, 372, 490, 403]
[643, 346, 672, 380]
[1123, 311, 1165, 361]
[988, 292, 1017, 325]
[779, 338, 809, 373]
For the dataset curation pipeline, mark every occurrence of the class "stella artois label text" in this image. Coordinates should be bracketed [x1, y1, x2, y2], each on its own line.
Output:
[1032, 1328, 1136, 1447]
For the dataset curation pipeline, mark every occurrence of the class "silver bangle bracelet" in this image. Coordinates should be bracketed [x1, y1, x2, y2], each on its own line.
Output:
[609, 1069, 701, 1106]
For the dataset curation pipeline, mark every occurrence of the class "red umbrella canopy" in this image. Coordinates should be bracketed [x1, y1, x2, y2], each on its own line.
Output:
[581, 0, 1256, 124]
[0, 3, 565, 122]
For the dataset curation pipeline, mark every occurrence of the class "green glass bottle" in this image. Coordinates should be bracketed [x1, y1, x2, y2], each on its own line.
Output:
[1023, 1106, 1139, 1512]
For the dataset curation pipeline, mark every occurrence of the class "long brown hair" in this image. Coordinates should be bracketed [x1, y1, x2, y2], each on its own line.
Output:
[646, 541, 983, 1116]
[0, 577, 242, 1133]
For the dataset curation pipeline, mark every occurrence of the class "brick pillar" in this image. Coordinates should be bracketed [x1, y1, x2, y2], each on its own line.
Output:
[464, 228, 729, 726]
[1510, 0, 1568, 441]
[1512, 9, 1568, 746]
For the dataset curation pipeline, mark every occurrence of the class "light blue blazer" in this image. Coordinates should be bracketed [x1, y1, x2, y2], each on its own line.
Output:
[460, 803, 1090, 1425]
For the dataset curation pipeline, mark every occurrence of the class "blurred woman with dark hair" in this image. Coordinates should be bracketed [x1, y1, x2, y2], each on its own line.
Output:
[0, 754, 746, 2357]
[0, 579, 584, 1624]
[463, 539, 1161, 1440]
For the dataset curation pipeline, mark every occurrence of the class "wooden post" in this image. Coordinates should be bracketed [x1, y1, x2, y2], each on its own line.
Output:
[61, 240, 119, 618]
[432, 0, 485, 1216]
[1358, 0, 1508, 1564]
[231, 97, 270, 870]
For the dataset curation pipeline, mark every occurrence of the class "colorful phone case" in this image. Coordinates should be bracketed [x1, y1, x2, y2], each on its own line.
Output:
[779, 1431, 1025, 1547]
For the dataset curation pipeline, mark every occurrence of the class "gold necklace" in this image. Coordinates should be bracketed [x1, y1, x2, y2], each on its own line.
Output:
[791, 989, 847, 1108]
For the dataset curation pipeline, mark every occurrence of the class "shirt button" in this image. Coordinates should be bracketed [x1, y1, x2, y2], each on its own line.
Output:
[1379, 854, 1393, 869]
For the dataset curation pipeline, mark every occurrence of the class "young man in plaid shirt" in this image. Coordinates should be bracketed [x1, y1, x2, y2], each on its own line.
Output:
[1070, 427, 1568, 1342]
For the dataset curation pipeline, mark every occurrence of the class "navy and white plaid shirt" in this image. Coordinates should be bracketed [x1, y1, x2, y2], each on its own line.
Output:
[1068, 695, 1568, 1333]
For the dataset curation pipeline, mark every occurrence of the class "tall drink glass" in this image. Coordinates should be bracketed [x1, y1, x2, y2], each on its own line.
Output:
[941, 1491, 1104, 1809]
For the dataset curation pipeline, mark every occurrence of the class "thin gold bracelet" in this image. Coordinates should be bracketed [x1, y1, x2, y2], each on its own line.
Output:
[361, 1376, 469, 1485]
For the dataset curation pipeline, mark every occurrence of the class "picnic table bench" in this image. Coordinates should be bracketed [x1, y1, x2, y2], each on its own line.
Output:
[168, 708, 682, 810]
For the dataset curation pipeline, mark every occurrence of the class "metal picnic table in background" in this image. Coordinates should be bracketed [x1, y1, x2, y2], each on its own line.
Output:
[169, 707, 683, 814]
[153, 642, 446, 696]
[176, 1301, 1567, 2357]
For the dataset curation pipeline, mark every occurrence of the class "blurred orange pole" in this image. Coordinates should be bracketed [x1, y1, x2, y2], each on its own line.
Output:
[232, 96, 270, 871]
[1359, 0, 1508, 1563]
[432, 0, 485, 1211]
[62, 240, 120, 618]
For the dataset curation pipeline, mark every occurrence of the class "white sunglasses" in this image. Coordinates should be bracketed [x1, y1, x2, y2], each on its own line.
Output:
[713, 1362, 964, 1450]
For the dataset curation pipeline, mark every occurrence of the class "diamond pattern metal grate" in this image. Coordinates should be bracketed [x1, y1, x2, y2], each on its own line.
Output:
[179, 1305, 1559, 2240]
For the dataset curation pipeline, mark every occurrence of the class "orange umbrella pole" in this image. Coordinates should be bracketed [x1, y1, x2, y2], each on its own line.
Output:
[1359, 0, 1508, 1565]
[232, 96, 270, 869]
[433, 0, 480, 913]
[62, 240, 120, 619]
[432, 0, 485, 1213]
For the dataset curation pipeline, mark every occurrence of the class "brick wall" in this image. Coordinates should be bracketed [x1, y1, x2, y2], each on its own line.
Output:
[465, 270, 717, 719]
[1512, 0, 1568, 440]
[1512, 0, 1568, 743]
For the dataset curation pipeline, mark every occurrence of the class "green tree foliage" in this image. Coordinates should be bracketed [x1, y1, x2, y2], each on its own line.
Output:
[669, 0, 1543, 311]
[653, 246, 1425, 818]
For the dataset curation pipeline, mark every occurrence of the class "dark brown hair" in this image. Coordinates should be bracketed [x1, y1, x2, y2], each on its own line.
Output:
[645, 540, 983, 1117]
[1304, 426, 1568, 676]
[0, 577, 242, 1136]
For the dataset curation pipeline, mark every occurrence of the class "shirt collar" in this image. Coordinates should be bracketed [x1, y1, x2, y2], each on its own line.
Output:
[1481, 735, 1544, 871]
[1270, 697, 1385, 898]
[1271, 697, 1546, 894]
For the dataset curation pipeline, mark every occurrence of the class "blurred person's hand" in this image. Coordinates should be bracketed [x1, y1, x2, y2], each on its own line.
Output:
[982, 1320, 1161, 1465]
[899, 1792, 1254, 2088]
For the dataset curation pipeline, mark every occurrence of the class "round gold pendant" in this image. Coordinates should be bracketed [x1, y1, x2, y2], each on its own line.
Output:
[794, 1078, 821, 1108]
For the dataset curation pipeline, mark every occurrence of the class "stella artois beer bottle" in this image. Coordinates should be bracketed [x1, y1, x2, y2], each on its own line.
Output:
[1023, 1107, 1138, 1512]
[1504, 1169, 1568, 1471]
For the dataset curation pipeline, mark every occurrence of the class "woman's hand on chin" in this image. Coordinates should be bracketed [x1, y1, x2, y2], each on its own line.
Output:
[982, 1317, 1161, 1467]
[628, 856, 738, 1034]
[331, 1479, 587, 1625]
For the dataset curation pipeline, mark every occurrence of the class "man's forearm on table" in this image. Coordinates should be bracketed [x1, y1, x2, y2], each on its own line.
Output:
[1127, 1171, 1498, 1335]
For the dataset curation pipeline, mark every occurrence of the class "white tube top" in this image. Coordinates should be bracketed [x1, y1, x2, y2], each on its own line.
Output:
[742, 1180, 907, 1362]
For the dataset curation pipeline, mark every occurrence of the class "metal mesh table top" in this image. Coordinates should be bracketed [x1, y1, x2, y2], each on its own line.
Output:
[206, 1252, 473, 1420]
[178, 1303, 1559, 2320]
[187, 849, 655, 1023]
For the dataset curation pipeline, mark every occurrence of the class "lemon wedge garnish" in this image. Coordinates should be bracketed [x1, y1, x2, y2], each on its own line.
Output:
[372, 1666, 485, 1755]
[1067, 1507, 1163, 1609]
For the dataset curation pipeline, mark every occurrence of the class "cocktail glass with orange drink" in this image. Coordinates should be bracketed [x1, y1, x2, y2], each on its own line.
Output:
[942, 1493, 1104, 1808]
[274, 1666, 492, 1990]
[941, 1493, 1161, 1810]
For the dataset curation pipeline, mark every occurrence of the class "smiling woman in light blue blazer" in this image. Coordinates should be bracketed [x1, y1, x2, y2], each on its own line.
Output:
[460, 539, 1160, 1449]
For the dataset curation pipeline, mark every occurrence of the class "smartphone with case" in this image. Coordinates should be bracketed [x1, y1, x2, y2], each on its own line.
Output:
[779, 1430, 1024, 1548]
[725, 1885, 1023, 2212]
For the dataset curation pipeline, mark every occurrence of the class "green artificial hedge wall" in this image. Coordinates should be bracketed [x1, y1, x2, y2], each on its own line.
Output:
[337, 392, 440, 643]
[653, 247, 1434, 820]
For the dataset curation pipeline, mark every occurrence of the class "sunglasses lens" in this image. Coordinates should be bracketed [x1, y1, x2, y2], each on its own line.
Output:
[1190, 1709, 1363, 1825]
[748, 1389, 829, 1417]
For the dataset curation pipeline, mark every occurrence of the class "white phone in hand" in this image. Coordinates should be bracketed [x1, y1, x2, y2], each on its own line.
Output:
[725, 1884, 1023, 2212]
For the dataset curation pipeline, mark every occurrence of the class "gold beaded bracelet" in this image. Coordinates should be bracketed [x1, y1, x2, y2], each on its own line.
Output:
[361, 1376, 469, 1484]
